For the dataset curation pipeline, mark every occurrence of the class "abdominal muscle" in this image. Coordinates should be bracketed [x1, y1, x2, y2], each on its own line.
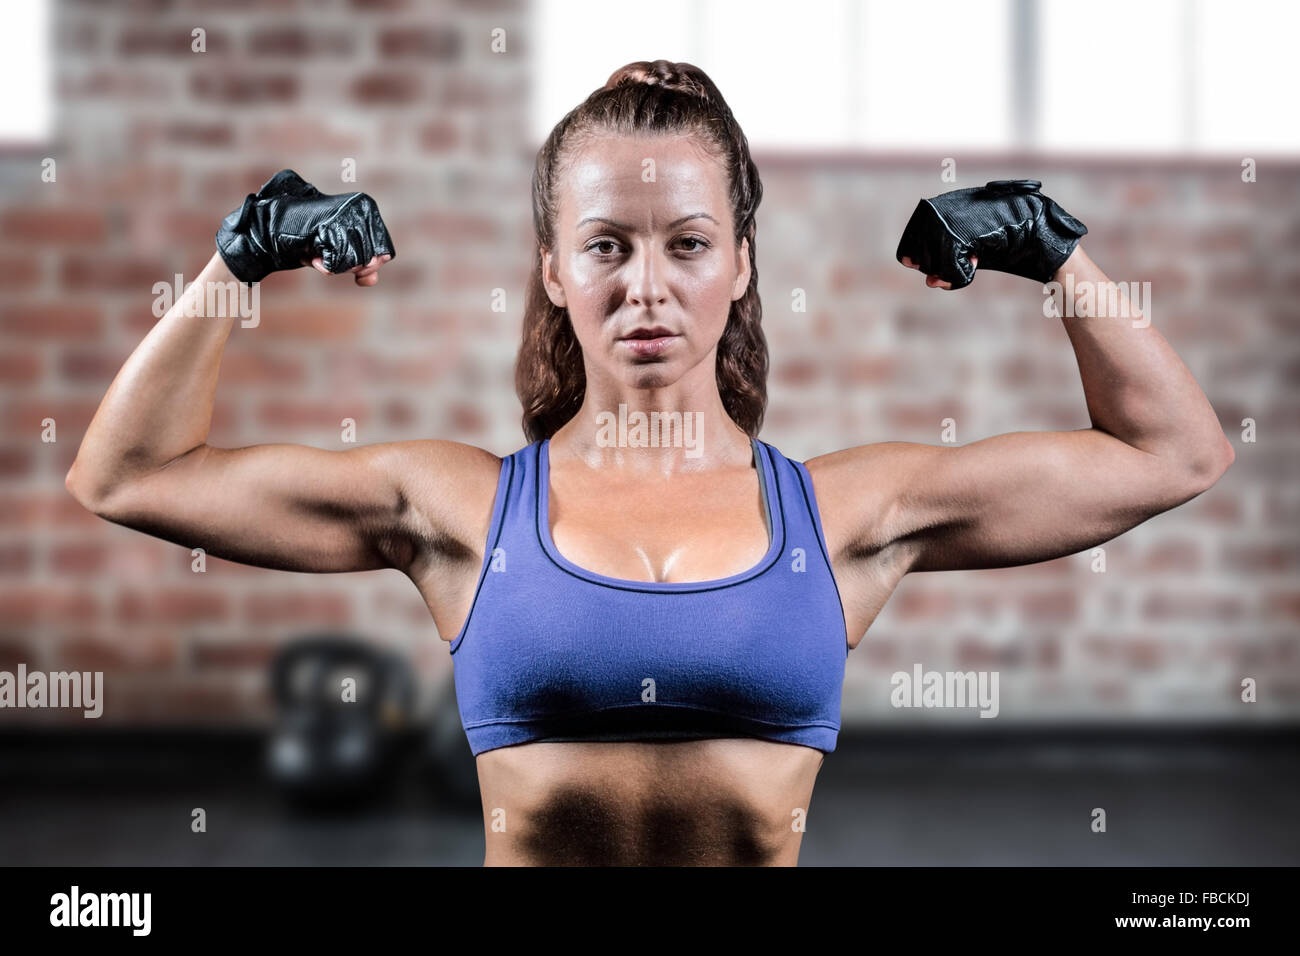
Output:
[473, 737, 825, 866]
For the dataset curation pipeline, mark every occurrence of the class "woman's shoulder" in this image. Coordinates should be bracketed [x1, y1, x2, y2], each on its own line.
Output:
[377, 439, 516, 552]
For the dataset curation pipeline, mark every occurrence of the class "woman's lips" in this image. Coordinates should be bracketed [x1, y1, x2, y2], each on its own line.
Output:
[618, 335, 679, 357]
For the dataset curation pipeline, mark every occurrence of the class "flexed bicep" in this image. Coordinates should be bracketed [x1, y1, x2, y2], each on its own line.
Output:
[808, 430, 1223, 575]
[76, 439, 496, 576]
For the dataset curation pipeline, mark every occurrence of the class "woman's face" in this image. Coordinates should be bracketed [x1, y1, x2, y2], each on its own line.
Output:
[541, 134, 751, 390]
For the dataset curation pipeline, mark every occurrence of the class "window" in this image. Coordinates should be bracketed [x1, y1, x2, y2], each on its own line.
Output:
[0, 0, 52, 144]
[532, 0, 1300, 156]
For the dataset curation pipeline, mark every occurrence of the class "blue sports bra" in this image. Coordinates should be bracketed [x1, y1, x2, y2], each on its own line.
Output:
[449, 436, 850, 757]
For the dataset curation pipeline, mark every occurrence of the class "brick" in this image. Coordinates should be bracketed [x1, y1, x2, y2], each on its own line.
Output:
[119, 26, 232, 56]
[3, 398, 100, 435]
[896, 587, 956, 619]
[351, 71, 422, 105]
[114, 590, 230, 625]
[1092, 679, 1129, 704]
[321, 349, 451, 385]
[1018, 588, 1079, 622]
[60, 71, 171, 101]
[56, 18, 99, 55]
[1263, 489, 1300, 524]
[244, 118, 362, 154]
[437, 258, 516, 293]
[187, 0, 297, 10]
[101, 675, 271, 724]
[435, 74, 502, 110]
[1023, 402, 1092, 430]
[1034, 637, 1061, 670]
[839, 355, 898, 386]
[377, 27, 461, 59]
[0, 492, 100, 528]
[0, 543, 34, 574]
[147, 120, 236, 148]
[57, 347, 128, 384]
[55, 538, 172, 580]
[996, 355, 1065, 388]
[880, 401, 968, 433]
[242, 591, 352, 626]
[1140, 590, 1247, 622]
[1206, 265, 1276, 296]
[1264, 309, 1300, 336]
[4, 305, 103, 338]
[369, 264, 429, 296]
[388, 309, 458, 338]
[1, 209, 108, 242]
[253, 304, 365, 339]
[0, 447, 35, 478]
[954, 636, 1023, 668]
[0, 255, 42, 291]
[0, 588, 98, 626]
[419, 120, 460, 151]
[1220, 542, 1300, 573]
[49, 543, 112, 574]
[57, 631, 178, 670]
[0, 638, 36, 671]
[447, 402, 488, 434]
[61, 255, 171, 292]
[402, 211, 501, 241]
[192, 638, 279, 668]
[775, 357, 820, 387]
[1264, 591, 1300, 621]
[382, 398, 418, 427]
[190, 73, 298, 105]
[255, 400, 373, 430]
[1120, 181, 1168, 207]
[0, 352, 43, 384]
[348, 0, 413, 10]
[219, 350, 309, 385]
[54, 164, 185, 202]
[857, 635, 899, 667]
[247, 26, 357, 57]
[1141, 539, 1203, 573]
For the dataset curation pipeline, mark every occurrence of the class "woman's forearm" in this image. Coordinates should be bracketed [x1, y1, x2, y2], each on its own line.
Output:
[66, 251, 241, 505]
[1052, 243, 1234, 479]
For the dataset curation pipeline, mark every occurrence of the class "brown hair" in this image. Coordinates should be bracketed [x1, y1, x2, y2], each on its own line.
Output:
[515, 59, 767, 443]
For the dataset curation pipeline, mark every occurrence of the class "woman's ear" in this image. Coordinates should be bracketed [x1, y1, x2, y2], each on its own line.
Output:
[541, 248, 567, 308]
[731, 236, 751, 301]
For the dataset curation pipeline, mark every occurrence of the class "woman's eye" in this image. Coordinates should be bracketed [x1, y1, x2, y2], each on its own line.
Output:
[587, 237, 709, 256]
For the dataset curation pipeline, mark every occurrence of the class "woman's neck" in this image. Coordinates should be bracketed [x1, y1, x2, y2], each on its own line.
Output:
[550, 402, 753, 475]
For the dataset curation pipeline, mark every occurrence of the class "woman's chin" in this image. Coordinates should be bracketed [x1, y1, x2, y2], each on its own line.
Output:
[622, 366, 677, 390]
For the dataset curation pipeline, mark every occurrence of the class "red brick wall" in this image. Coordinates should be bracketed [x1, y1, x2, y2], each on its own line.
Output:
[1, 0, 1295, 727]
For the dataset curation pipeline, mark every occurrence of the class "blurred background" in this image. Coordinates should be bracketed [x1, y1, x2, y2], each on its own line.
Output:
[1, 0, 1297, 865]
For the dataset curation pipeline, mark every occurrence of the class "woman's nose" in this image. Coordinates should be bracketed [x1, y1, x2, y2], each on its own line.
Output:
[625, 249, 668, 306]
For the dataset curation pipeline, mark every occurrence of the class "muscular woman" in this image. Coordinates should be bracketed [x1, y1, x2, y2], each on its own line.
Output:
[65, 60, 1235, 866]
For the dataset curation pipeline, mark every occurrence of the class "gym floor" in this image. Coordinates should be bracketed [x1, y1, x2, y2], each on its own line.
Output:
[2, 727, 1296, 866]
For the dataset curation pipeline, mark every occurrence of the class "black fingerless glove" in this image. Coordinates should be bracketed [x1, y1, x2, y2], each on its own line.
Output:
[215, 169, 396, 284]
[895, 179, 1086, 289]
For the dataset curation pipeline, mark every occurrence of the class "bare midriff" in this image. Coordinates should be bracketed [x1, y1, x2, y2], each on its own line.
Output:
[472, 737, 825, 866]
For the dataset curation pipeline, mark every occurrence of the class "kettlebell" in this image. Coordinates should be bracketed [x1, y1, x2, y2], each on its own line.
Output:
[265, 632, 416, 806]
